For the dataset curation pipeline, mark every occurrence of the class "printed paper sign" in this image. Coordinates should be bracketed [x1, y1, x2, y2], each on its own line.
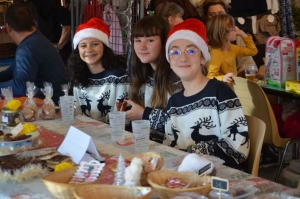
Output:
[58, 126, 103, 164]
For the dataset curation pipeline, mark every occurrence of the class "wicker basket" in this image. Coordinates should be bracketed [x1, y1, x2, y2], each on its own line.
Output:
[42, 166, 102, 199]
[110, 151, 164, 186]
[74, 184, 153, 199]
[147, 170, 211, 199]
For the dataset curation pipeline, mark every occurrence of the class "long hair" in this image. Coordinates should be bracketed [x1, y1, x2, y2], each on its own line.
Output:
[206, 14, 235, 49]
[67, 44, 126, 89]
[154, 2, 184, 22]
[130, 16, 178, 110]
[200, 0, 230, 21]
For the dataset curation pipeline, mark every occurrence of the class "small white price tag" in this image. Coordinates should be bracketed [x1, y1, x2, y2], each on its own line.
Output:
[11, 123, 23, 137]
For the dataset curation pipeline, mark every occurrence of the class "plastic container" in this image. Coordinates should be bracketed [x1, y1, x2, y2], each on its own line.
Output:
[281, 188, 300, 198]
[209, 182, 257, 199]
[282, 167, 300, 188]
[290, 159, 300, 173]
[170, 192, 209, 199]
[1, 109, 21, 127]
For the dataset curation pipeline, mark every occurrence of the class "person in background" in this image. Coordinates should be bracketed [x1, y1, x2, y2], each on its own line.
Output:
[206, 14, 257, 83]
[148, 18, 249, 170]
[22, 0, 71, 65]
[67, 18, 130, 122]
[199, 0, 257, 77]
[125, 16, 182, 142]
[154, 2, 184, 28]
[1, 3, 66, 105]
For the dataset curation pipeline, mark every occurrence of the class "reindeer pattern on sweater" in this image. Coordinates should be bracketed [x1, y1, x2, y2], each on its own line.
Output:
[146, 79, 249, 166]
[73, 68, 130, 122]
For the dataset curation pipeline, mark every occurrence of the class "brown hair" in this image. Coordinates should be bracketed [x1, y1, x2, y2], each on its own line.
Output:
[206, 14, 235, 49]
[154, 2, 184, 22]
[130, 16, 178, 110]
[200, 0, 230, 21]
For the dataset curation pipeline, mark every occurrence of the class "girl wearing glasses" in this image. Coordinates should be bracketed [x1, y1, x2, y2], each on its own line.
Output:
[206, 14, 257, 83]
[125, 16, 182, 136]
[147, 18, 249, 171]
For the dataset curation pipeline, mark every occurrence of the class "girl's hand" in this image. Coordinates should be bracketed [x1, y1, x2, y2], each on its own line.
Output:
[125, 99, 144, 121]
[235, 26, 247, 38]
[222, 73, 236, 83]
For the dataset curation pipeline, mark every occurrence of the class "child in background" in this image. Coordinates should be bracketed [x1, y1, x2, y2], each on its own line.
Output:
[67, 18, 130, 122]
[148, 18, 249, 170]
[206, 14, 257, 83]
[154, 2, 184, 28]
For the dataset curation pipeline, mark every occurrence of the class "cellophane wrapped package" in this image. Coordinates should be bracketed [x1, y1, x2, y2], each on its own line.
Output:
[22, 82, 39, 122]
[41, 82, 55, 120]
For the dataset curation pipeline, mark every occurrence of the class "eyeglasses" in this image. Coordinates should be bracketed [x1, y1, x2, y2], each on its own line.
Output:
[169, 47, 199, 61]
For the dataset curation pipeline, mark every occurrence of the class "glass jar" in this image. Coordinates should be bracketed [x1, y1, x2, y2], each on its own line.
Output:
[1, 109, 21, 127]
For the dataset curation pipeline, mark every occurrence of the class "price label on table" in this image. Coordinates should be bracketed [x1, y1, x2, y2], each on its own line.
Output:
[211, 177, 229, 192]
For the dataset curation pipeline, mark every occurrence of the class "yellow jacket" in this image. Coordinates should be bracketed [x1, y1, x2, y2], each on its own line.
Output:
[207, 34, 258, 81]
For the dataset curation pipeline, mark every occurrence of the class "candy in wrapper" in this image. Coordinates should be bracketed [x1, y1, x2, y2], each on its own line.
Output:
[1, 87, 13, 109]
[41, 82, 55, 120]
[22, 82, 39, 122]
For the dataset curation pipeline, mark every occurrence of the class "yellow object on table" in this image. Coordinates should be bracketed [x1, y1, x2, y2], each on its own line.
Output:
[6, 99, 22, 110]
[285, 80, 300, 93]
[19, 123, 36, 135]
[54, 162, 73, 172]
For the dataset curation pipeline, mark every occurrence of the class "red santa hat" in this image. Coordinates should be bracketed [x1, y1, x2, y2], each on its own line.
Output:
[73, 17, 110, 49]
[165, 18, 210, 63]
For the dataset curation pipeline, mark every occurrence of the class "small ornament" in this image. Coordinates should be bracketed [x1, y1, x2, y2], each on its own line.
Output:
[114, 153, 126, 186]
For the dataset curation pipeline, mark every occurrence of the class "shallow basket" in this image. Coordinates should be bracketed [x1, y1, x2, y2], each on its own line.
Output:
[42, 166, 102, 199]
[74, 184, 153, 199]
[110, 151, 164, 186]
[147, 170, 211, 199]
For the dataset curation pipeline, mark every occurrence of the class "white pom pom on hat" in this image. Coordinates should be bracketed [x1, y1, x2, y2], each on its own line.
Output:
[165, 18, 210, 63]
[73, 17, 110, 49]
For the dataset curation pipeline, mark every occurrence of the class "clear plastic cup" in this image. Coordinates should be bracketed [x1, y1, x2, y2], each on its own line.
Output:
[59, 96, 74, 122]
[108, 112, 126, 142]
[132, 120, 150, 153]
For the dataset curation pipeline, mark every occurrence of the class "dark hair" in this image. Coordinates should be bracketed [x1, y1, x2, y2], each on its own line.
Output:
[206, 14, 235, 48]
[130, 16, 179, 110]
[6, 3, 35, 32]
[154, 2, 184, 21]
[201, 0, 230, 21]
[67, 43, 126, 89]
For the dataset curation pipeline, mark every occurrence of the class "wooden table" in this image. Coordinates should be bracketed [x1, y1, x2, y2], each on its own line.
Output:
[0, 115, 290, 198]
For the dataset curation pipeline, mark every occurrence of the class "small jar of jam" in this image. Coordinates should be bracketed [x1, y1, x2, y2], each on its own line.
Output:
[1, 109, 21, 127]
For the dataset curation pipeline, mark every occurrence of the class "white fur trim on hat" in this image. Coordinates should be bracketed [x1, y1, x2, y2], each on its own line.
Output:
[73, 28, 109, 49]
[165, 30, 210, 63]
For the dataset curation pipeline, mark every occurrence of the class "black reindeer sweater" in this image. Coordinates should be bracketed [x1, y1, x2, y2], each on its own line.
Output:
[143, 79, 249, 169]
[73, 68, 130, 122]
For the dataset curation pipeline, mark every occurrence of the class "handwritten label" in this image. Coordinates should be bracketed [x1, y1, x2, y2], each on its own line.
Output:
[11, 123, 23, 137]
[58, 126, 103, 164]
[211, 177, 229, 192]
[198, 163, 211, 176]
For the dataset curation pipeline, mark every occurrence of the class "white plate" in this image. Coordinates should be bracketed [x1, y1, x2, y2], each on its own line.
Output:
[0, 130, 40, 144]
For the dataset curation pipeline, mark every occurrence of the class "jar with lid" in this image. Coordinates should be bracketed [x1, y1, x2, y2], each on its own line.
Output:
[1, 109, 21, 127]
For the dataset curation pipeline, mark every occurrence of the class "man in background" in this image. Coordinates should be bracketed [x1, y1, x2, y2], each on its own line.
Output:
[0, 3, 67, 105]
[22, 0, 71, 65]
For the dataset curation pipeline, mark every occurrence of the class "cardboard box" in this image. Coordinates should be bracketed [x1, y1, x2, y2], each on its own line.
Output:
[285, 80, 300, 93]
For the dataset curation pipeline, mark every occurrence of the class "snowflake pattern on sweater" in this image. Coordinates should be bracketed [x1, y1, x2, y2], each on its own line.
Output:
[73, 68, 130, 122]
[147, 79, 249, 166]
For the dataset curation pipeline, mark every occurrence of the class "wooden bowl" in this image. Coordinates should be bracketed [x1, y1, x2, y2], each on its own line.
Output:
[42, 166, 102, 199]
[74, 184, 153, 199]
[147, 170, 211, 199]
